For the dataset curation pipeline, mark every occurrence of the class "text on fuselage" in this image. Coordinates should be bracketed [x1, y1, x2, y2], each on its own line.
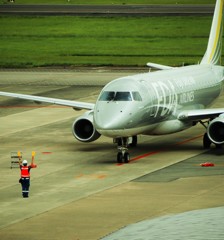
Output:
[151, 77, 195, 117]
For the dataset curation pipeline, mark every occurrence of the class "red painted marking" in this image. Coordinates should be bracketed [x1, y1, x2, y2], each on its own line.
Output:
[97, 174, 107, 179]
[117, 134, 203, 166]
[130, 151, 159, 162]
[75, 173, 107, 179]
[174, 134, 203, 146]
[75, 174, 84, 179]
[42, 152, 52, 154]
[116, 163, 123, 166]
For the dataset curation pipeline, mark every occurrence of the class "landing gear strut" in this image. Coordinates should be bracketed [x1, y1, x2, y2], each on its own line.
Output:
[115, 136, 137, 164]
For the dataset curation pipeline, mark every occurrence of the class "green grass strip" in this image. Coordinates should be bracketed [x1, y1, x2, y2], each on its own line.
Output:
[0, 15, 221, 68]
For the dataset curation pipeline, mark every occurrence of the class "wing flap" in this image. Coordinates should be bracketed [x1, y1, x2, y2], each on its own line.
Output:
[0, 91, 94, 110]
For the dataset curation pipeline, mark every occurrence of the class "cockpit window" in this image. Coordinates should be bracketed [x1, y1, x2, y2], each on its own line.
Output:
[99, 91, 143, 102]
[99, 91, 132, 101]
[114, 92, 132, 101]
[132, 91, 142, 101]
[99, 91, 115, 101]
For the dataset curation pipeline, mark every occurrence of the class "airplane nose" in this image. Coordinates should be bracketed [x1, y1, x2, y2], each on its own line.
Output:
[94, 103, 132, 130]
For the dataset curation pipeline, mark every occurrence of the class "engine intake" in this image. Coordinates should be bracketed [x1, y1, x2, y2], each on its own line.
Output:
[72, 111, 101, 142]
[207, 116, 224, 144]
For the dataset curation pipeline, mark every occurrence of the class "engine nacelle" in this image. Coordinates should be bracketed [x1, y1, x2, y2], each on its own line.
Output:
[72, 111, 101, 142]
[207, 115, 224, 144]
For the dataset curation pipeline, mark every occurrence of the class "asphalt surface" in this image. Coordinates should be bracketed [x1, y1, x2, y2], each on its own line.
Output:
[0, 69, 223, 240]
[0, 4, 215, 16]
[103, 207, 224, 239]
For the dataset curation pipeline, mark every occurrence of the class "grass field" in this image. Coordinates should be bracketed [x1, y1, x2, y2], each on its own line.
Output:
[1, 1, 216, 5]
[0, 15, 219, 68]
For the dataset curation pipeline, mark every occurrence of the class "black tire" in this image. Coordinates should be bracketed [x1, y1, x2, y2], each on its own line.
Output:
[117, 152, 123, 163]
[124, 152, 130, 163]
[203, 133, 211, 149]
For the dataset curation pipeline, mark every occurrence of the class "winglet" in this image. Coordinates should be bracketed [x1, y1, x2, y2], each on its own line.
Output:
[201, 0, 224, 65]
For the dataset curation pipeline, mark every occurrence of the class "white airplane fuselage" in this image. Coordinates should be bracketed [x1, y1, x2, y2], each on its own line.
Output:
[94, 64, 224, 138]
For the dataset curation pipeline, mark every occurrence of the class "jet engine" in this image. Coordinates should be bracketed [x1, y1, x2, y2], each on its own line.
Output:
[207, 115, 224, 144]
[72, 110, 101, 142]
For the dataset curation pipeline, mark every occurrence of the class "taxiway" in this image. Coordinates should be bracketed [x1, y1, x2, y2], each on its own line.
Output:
[0, 4, 214, 16]
[0, 70, 223, 239]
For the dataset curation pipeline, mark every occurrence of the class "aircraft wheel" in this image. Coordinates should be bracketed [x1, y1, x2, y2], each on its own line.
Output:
[203, 133, 211, 149]
[117, 152, 123, 164]
[124, 152, 130, 163]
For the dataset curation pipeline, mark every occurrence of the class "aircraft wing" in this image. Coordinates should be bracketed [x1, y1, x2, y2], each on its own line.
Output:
[178, 108, 224, 121]
[0, 91, 94, 110]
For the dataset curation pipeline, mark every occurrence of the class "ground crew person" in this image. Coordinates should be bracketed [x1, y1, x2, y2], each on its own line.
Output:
[19, 159, 35, 198]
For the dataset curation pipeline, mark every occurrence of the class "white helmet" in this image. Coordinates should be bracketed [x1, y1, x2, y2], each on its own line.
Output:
[22, 160, 28, 166]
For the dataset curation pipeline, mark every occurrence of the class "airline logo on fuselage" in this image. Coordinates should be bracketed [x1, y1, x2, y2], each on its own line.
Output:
[151, 77, 195, 117]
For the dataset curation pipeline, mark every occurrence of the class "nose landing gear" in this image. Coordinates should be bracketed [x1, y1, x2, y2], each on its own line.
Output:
[117, 147, 130, 164]
[117, 138, 130, 163]
[114, 136, 137, 164]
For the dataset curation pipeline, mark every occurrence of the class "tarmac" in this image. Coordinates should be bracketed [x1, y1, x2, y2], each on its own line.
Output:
[0, 69, 223, 240]
[103, 207, 224, 239]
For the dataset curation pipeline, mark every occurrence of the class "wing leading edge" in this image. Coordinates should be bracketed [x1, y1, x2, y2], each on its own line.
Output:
[0, 91, 94, 111]
[146, 62, 174, 70]
[178, 108, 224, 121]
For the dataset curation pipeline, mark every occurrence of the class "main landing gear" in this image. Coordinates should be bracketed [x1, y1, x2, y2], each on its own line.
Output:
[114, 136, 137, 164]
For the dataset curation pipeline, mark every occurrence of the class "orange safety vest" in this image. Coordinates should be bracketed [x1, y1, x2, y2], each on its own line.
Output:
[20, 166, 30, 178]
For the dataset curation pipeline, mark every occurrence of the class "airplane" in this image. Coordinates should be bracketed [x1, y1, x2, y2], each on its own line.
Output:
[0, 0, 224, 164]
